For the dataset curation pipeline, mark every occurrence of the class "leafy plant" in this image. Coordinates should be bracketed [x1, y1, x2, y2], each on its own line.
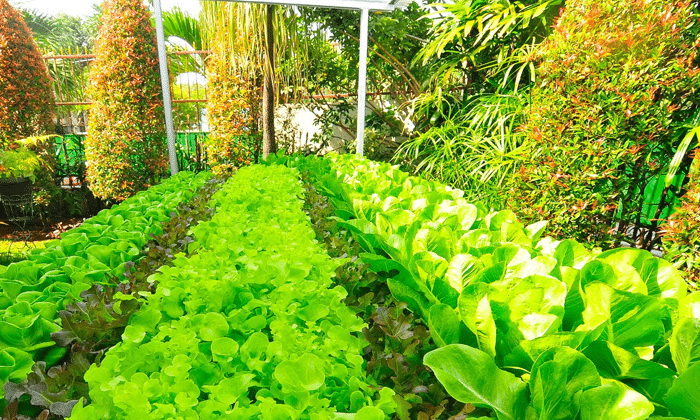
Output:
[268, 152, 699, 419]
[396, 93, 528, 209]
[301, 175, 468, 419]
[395, 0, 563, 207]
[0, 0, 55, 147]
[3, 175, 221, 418]
[507, 0, 700, 249]
[85, 0, 169, 202]
[0, 172, 211, 405]
[0, 146, 48, 182]
[69, 165, 395, 419]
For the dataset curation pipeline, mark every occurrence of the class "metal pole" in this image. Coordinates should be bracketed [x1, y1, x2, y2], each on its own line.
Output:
[153, 0, 179, 175]
[356, 7, 369, 157]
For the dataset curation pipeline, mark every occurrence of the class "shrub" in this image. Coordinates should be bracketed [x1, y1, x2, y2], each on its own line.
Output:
[663, 151, 700, 289]
[203, 9, 261, 175]
[507, 0, 700, 248]
[205, 48, 261, 174]
[85, 0, 168, 202]
[0, 0, 55, 146]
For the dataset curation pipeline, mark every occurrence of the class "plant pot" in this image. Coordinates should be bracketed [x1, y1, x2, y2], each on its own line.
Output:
[0, 177, 33, 199]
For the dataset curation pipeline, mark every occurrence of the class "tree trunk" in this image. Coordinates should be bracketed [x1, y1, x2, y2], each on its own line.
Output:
[262, 4, 276, 159]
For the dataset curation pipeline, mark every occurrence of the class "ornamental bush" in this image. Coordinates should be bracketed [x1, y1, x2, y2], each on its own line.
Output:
[85, 0, 168, 202]
[205, 49, 261, 174]
[507, 0, 700, 248]
[0, 0, 55, 145]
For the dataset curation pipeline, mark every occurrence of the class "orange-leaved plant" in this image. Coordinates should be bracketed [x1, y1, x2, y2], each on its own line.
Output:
[203, 3, 262, 175]
[507, 0, 700, 249]
[0, 0, 55, 146]
[85, 0, 168, 201]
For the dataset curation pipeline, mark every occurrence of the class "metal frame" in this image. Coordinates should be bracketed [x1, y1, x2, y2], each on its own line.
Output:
[153, 0, 410, 174]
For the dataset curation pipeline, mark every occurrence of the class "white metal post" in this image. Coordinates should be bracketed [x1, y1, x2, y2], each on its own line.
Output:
[356, 7, 369, 157]
[153, 0, 179, 175]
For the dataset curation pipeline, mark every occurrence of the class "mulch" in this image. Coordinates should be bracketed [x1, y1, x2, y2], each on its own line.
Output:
[0, 218, 86, 241]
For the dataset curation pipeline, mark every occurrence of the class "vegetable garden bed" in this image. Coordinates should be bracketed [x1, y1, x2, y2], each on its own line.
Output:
[2, 155, 699, 420]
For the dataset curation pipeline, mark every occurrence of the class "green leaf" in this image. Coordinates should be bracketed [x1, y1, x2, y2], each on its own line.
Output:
[445, 253, 482, 294]
[196, 312, 230, 341]
[579, 283, 666, 352]
[670, 292, 700, 374]
[666, 126, 700, 188]
[528, 346, 601, 420]
[387, 277, 432, 319]
[491, 275, 566, 342]
[640, 258, 686, 301]
[274, 353, 326, 391]
[665, 361, 700, 419]
[525, 220, 548, 241]
[0, 348, 34, 385]
[504, 329, 600, 371]
[582, 341, 675, 380]
[458, 283, 498, 358]
[429, 303, 474, 347]
[203, 374, 257, 405]
[553, 239, 593, 269]
[579, 381, 654, 420]
[423, 344, 527, 420]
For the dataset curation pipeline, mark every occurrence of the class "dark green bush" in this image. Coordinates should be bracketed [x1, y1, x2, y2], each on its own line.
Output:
[508, 0, 700, 248]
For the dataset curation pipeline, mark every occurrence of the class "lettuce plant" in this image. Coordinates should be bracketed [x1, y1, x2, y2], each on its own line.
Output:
[69, 165, 394, 419]
[0, 172, 211, 401]
[269, 153, 700, 419]
[3, 176, 222, 418]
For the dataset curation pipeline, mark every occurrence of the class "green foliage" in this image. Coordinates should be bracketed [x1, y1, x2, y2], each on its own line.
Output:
[85, 0, 168, 202]
[69, 165, 394, 419]
[3, 175, 220, 418]
[162, 7, 203, 51]
[22, 9, 97, 51]
[395, 0, 563, 205]
[417, 0, 562, 91]
[301, 175, 468, 419]
[0, 146, 46, 182]
[0, 172, 210, 403]
[507, 0, 700, 248]
[302, 4, 432, 153]
[396, 93, 527, 209]
[663, 153, 700, 289]
[0, 0, 55, 146]
[270, 153, 699, 419]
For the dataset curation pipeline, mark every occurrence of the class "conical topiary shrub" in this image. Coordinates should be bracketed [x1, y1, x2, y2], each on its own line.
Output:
[0, 0, 55, 146]
[86, 0, 168, 201]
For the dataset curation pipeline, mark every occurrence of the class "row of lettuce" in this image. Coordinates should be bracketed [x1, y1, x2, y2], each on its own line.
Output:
[267, 153, 700, 420]
[67, 165, 394, 419]
[0, 172, 212, 399]
[5, 153, 700, 419]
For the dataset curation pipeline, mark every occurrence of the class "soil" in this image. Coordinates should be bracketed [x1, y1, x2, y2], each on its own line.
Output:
[0, 218, 86, 241]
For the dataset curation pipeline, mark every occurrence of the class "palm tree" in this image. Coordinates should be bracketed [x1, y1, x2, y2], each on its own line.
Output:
[201, 2, 315, 161]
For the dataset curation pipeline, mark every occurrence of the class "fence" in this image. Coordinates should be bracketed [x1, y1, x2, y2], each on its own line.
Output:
[53, 133, 209, 186]
[43, 48, 211, 179]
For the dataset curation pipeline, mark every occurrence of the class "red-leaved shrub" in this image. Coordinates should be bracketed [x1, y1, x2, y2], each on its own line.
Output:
[85, 0, 168, 201]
